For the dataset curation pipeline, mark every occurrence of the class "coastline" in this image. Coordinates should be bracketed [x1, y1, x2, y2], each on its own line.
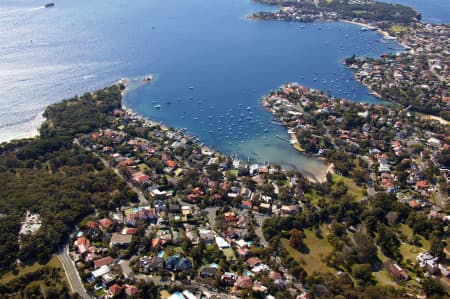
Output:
[262, 97, 331, 183]
[0, 111, 44, 144]
[120, 78, 331, 183]
[338, 19, 415, 52]
[338, 19, 393, 39]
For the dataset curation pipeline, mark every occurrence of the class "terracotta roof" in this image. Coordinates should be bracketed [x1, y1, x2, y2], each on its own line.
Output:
[247, 257, 262, 268]
[76, 237, 90, 247]
[166, 160, 177, 167]
[86, 221, 99, 229]
[241, 200, 252, 208]
[126, 228, 138, 235]
[109, 284, 122, 296]
[94, 256, 115, 269]
[416, 180, 428, 189]
[235, 276, 252, 289]
[99, 218, 113, 228]
[409, 200, 421, 209]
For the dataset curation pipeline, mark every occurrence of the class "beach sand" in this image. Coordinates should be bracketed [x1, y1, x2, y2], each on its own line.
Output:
[312, 162, 334, 183]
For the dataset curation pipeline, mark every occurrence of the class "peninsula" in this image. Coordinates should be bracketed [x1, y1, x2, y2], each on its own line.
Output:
[250, 0, 420, 26]
[250, 0, 449, 121]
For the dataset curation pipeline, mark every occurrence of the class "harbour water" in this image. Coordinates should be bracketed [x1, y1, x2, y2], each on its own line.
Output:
[0, 0, 446, 178]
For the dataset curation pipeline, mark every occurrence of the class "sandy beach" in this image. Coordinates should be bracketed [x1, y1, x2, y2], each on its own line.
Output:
[339, 19, 394, 39]
[0, 112, 44, 143]
[310, 162, 334, 183]
[422, 114, 450, 126]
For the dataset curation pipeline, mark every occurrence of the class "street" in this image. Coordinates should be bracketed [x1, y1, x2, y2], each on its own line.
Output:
[57, 244, 91, 299]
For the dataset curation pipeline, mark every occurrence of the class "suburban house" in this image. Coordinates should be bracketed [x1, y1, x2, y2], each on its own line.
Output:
[110, 233, 132, 247]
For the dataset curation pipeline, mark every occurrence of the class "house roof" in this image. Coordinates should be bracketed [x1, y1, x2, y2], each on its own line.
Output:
[388, 263, 409, 280]
[86, 221, 99, 229]
[268, 270, 282, 280]
[91, 265, 110, 278]
[241, 200, 252, 208]
[99, 218, 113, 228]
[416, 180, 428, 188]
[94, 256, 115, 269]
[124, 227, 138, 234]
[110, 233, 132, 245]
[109, 284, 122, 295]
[252, 281, 268, 293]
[201, 266, 218, 276]
[124, 284, 138, 296]
[247, 257, 262, 268]
[235, 276, 252, 289]
[176, 258, 192, 271]
[409, 200, 421, 208]
[76, 237, 90, 247]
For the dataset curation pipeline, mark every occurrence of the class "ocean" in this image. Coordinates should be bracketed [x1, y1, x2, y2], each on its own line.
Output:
[0, 0, 447, 178]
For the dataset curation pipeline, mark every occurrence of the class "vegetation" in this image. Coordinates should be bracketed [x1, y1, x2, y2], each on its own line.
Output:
[0, 257, 73, 298]
[281, 226, 334, 275]
[0, 85, 135, 275]
[263, 185, 448, 296]
[253, 0, 420, 24]
[319, 0, 420, 24]
[39, 85, 123, 138]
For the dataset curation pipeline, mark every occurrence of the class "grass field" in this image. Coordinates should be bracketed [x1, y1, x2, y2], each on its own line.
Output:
[281, 226, 334, 275]
[222, 248, 236, 261]
[399, 224, 430, 250]
[373, 269, 398, 287]
[331, 174, 365, 200]
[400, 242, 422, 263]
[390, 25, 410, 33]
[374, 247, 398, 286]
[0, 256, 64, 285]
[304, 190, 326, 206]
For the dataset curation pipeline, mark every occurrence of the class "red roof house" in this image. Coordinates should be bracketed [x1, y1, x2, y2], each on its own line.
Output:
[99, 218, 113, 229]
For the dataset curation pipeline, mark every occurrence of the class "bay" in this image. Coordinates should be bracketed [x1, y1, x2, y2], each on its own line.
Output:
[0, 0, 446, 178]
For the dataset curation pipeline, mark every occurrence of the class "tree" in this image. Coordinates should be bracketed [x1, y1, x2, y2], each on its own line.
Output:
[376, 223, 401, 260]
[351, 263, 373, 285]
[331, 181, 348, 199]
[289, 228, 306, 252]
[422, 278, 445, 297]
[354, 231, 378, 264]
[24, 281, 43, 298]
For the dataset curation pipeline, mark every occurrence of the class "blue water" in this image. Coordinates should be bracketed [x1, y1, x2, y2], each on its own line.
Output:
[0, 0, 447, 177]
[120, 0, 401, 176]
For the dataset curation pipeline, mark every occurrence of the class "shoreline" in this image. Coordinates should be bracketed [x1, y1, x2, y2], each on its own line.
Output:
[338, 19, 415, 53]
[262, 97, 331, 183]
[120, 78, 330, 183]
[338, 19, 392, 38]
[0, 111, 44, 144]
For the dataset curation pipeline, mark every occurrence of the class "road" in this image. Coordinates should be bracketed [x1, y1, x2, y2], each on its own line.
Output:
[97, 156, 149, 205]
[57, 245, 91, 299]
[205, 207, 219, 230]
[73, 139, 148, 205]
[255, 214, 270, 247]
[361, 155, 376, 197]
